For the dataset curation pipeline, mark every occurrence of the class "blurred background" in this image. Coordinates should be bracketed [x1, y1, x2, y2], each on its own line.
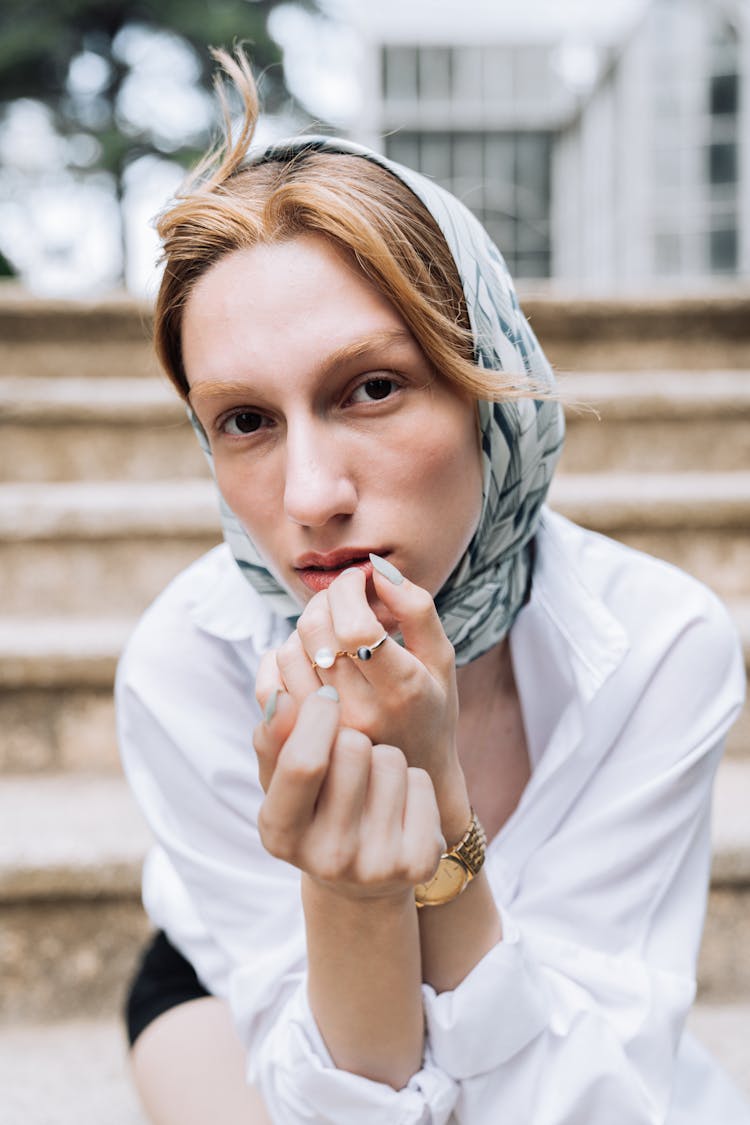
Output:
[1, 2, 749, 1123]
[0, 0, 748, 297]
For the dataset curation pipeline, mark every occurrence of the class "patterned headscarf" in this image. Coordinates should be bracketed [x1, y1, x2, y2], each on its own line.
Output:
[189, 136, 564, 665]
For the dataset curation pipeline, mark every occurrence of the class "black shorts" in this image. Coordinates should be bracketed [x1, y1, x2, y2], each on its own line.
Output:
[125, 931, 211, 1047]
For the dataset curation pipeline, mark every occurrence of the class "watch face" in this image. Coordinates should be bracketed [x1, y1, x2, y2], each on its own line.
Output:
[415, 856, 469, 906]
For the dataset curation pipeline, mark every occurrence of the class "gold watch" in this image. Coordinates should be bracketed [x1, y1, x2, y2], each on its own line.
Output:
[414, 809, 487, 908]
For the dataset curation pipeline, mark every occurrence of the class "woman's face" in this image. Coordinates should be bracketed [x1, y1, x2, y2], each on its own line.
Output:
[183, 234, 483, 630]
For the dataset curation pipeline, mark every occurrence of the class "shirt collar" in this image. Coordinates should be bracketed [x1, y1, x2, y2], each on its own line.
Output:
[526, 508, 629, 706]
[188, 545, 291, 652]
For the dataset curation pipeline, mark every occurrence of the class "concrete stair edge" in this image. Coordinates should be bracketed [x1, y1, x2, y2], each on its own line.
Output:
[549, 471, 750, 530]
[3, 287, 750, 331]
[3, 370, 750, 420]
[0, 479, 219, 538]
[0, 1011, 745, 1123]
[3, 474, 750, 541]
[0, 765, 748, 1018]
[711, 759, 750, 884]
[0, 375, 179, 420]
[4, 291, 750, 377]
[0, 1018, 148, 1125]
[1, 763, 748, 904]
[0, 775, 150, 903]
[0, 617, 134, 687]
[1, 601, 748, 687]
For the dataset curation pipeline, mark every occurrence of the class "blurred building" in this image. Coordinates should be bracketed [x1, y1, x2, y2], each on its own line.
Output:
[330, 0, 749, 288]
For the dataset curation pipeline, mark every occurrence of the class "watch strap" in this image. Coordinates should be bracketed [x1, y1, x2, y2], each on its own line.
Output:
[455, 808, 487, 877]
[414, 807, 487, 908]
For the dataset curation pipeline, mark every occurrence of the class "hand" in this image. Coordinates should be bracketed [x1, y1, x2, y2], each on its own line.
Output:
[256, 566, 471, 835]
[252, 688, 444, 901]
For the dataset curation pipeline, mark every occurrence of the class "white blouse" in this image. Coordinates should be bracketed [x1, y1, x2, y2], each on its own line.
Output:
[116, 509, 748, 1124]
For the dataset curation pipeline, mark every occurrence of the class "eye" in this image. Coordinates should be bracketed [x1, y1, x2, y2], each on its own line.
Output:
[349, 377, 398, 404]
[222, 410, 267, 436]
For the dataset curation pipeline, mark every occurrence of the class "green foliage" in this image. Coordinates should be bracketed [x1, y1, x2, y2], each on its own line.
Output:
[0, 0, 317, 280]
[0, 0, 310, 177]
[0, 246, 16, 277]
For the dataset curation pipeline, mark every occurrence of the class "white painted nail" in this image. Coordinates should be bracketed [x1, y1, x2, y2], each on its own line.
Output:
[264, 689, 279, 723]
[317, 685, 339, 702]
[369, 553, 404, 585]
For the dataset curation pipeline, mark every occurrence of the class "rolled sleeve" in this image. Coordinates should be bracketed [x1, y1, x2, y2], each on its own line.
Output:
[253, 983, 459, 1125]
[423, 909, 549, 1080]
[421, 916, 697, 1124]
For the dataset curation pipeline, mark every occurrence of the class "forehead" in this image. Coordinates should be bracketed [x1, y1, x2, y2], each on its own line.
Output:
[182, 235, 413, 387]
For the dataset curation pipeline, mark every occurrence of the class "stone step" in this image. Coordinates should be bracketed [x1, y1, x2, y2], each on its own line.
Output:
[0, 618, 132, 774]
[729, 602, 750, 758]
[0, 605, 747, 778]
[0, 479, 221, 616]
[520, 291, 750, 372]
[0, 291, 160, 380]
[1, 763, 749, 1024]
[0, 775, 152, 1024]
[0, 1018, 147, 1125]
[3, 289, 750, 376]
[1, 1009, 746, 1125]
[0, 376, 206, 482]
[700, 758, 750, 1004]
[2, 370, 748, 482]
[1, 472, 749, 616]
[558, 370, 750, 474]
[686, 1004, 750, 1101]
[549, 471, 750, 601]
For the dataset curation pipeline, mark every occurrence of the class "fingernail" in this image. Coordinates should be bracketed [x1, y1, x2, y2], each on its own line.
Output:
[264, 689, 279, 723]
[369, 553, 404, 585]
[316, 685, 339, 702]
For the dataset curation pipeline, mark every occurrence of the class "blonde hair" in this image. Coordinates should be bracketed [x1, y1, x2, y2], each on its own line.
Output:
[154, 49, 532, 403]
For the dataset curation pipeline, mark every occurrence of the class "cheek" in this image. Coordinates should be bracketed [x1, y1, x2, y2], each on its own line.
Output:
[213, 457, 280, 543]
[415, 420, 481, 505]
[402, 423, 483, 547]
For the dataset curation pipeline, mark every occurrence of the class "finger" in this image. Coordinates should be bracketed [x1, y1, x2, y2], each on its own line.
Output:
[255, 650, 285, 714]
[275, 629, 321, 704]
[326, 568, 385, 657]
[258, 689, 340, 857]
[328, 567, 430, 693]
[252, 690, 298, 793]
[295, 587, 363, 695]
[314, 724, 373, 841]
[370, 556, 454, 675]
[353, 744, 410, 884]
[401, 767, 445, 884]
[361, 743, 409, 841]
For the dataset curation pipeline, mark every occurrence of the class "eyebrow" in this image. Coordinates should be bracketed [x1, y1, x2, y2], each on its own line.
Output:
[187, 328, 416, 404]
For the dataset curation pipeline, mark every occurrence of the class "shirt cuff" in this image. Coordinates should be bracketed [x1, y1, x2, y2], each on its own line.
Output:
[252, 984, 459, 1125]
[423, 907, 550, 1080]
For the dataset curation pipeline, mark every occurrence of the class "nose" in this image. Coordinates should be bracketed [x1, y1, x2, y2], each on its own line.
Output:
[283, 419, 357, 527]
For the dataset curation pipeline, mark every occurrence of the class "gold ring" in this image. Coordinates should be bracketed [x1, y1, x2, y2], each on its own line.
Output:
[344, 633, 388, 663]
[310, 633, 388, 670]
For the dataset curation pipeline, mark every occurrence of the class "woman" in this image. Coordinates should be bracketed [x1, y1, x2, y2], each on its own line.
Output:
[117, 51, 748, 1124]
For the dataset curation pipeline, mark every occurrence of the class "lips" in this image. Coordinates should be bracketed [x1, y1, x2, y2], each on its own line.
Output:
[293, 548, 387, 593]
